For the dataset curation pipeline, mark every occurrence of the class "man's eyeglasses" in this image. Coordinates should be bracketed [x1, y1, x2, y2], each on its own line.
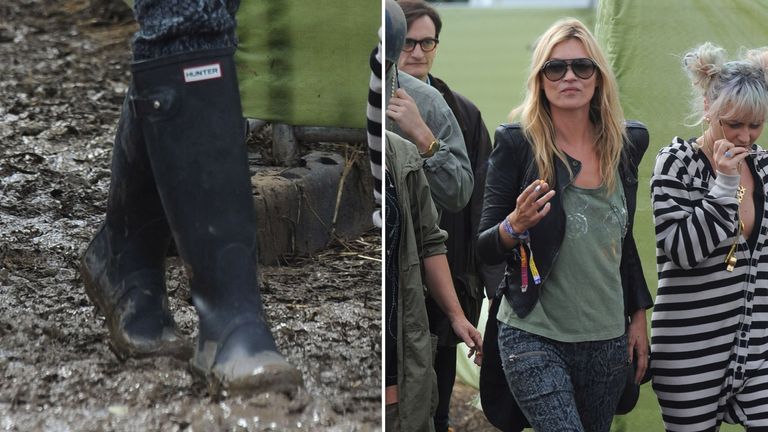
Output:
[541, 58, 598, 81]
[402, 38, 439, 53]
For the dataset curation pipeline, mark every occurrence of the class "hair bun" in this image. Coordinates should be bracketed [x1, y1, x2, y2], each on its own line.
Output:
[684, 42, 726, 91]
[745, 47, 768, 82]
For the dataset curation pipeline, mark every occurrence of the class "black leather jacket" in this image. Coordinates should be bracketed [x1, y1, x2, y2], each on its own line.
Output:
[476, 121, 653, 319]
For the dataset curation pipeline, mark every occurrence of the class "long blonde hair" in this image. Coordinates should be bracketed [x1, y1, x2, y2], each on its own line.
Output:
[510, 18, 626, 192]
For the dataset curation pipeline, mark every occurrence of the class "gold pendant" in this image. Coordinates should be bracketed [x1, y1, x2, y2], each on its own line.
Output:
[737, 185, 746, 202]
[726, 188, 746, 272]
[725, 227, 740, 272]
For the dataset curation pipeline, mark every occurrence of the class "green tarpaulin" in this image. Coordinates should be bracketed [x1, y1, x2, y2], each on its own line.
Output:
[596, 0, 768, 155]
[236, 1, 379, 128]
[123, 0, 379, 129]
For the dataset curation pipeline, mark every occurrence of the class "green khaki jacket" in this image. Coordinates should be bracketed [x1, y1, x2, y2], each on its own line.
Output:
[387, 70, 474, 213]
[386, 132, 447, 432]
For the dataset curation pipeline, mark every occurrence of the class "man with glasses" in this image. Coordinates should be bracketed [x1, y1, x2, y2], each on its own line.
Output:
[384, 3, 483, 430]
[385, 10, 473, 215]
[395, 2, 498, 431]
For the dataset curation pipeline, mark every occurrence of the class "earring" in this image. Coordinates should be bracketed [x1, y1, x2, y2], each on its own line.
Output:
[702, 116, 711, 137]
[697, 117, 711, 153]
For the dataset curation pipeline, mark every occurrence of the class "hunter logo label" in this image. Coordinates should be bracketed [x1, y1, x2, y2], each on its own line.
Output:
[183, 63, 223, 83]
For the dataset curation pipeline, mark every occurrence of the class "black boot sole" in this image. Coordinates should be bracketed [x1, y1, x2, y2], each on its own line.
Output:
[81, 232, 193, 361]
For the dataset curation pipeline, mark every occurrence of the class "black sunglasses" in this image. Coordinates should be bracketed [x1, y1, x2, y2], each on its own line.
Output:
[541, 58, 598, 81]
[402, 38, 439, 53]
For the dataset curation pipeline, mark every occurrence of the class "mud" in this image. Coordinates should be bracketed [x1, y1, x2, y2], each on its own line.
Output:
[0, 1, 381, 430]
[449, 382, 495, 431]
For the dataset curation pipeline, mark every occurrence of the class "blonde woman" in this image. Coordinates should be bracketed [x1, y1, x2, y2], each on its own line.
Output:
[651, 43, 768, 431]
[477, 18, 652, 431]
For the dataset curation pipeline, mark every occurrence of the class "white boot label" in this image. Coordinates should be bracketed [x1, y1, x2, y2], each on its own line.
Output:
[183, 63, 223, 83]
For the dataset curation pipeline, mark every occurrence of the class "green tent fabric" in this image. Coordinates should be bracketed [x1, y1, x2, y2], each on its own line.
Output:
[123, 0, 379, 129]
[236, 1, 379, 128]
[595, 0, 768, 287]
[596, 0, 768, 150]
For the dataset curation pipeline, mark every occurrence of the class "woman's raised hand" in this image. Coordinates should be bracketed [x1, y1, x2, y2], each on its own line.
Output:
[507, 179, 556, 233]
[712, 138, 749, 176]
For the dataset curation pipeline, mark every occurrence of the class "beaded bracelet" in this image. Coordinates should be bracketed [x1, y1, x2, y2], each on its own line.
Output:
[502, 217, 529, 241]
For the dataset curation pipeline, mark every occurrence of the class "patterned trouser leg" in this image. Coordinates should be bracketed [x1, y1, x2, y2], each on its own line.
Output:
[131, 0, 241, 61]
[498, 323, 629, 432]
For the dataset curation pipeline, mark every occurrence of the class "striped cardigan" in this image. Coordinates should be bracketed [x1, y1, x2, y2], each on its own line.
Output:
[367, 43, 383, 227]
[651, 136, 768, 430]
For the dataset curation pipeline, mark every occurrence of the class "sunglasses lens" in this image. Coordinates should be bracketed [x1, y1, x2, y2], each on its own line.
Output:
[542, 59, 596, 80]
[543, 61, 567, 81]
[572, 59, 596, 79]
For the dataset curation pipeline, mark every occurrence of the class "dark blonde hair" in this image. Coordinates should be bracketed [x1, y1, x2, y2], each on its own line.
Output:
[510, 18, 626, 192]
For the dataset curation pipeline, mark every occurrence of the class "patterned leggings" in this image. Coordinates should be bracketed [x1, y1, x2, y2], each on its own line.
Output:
[131, 0, 240, 61]
[498, 323, 629, 432]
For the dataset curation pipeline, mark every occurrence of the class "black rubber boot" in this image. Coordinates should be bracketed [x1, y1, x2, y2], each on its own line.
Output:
[130, 47, 302, 395]
[81, 96, 192, 360]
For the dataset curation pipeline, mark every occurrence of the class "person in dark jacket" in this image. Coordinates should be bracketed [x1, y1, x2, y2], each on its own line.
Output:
[395, 2, 498, 431]
[80, 0, 302, 394]
[384, 3, 483, 430]
[476, 17, 652, 431]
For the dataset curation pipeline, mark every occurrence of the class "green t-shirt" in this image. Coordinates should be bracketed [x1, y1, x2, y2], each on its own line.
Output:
[499, 180, 627, 342]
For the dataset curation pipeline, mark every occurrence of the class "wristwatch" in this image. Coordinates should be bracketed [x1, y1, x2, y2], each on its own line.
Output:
[420, 139, 439, 158]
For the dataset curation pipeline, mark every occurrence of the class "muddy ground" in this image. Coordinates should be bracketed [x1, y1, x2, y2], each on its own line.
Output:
[0, 1, 381, 430]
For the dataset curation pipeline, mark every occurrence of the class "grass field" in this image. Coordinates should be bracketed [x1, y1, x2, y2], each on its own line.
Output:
[432, 6, 742, 432]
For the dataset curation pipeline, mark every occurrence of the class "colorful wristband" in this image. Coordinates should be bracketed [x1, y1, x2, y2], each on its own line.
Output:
[502, 217, 529, 241]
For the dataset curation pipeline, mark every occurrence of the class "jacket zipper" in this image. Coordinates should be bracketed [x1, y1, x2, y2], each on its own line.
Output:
[508, 351, 547, 361]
